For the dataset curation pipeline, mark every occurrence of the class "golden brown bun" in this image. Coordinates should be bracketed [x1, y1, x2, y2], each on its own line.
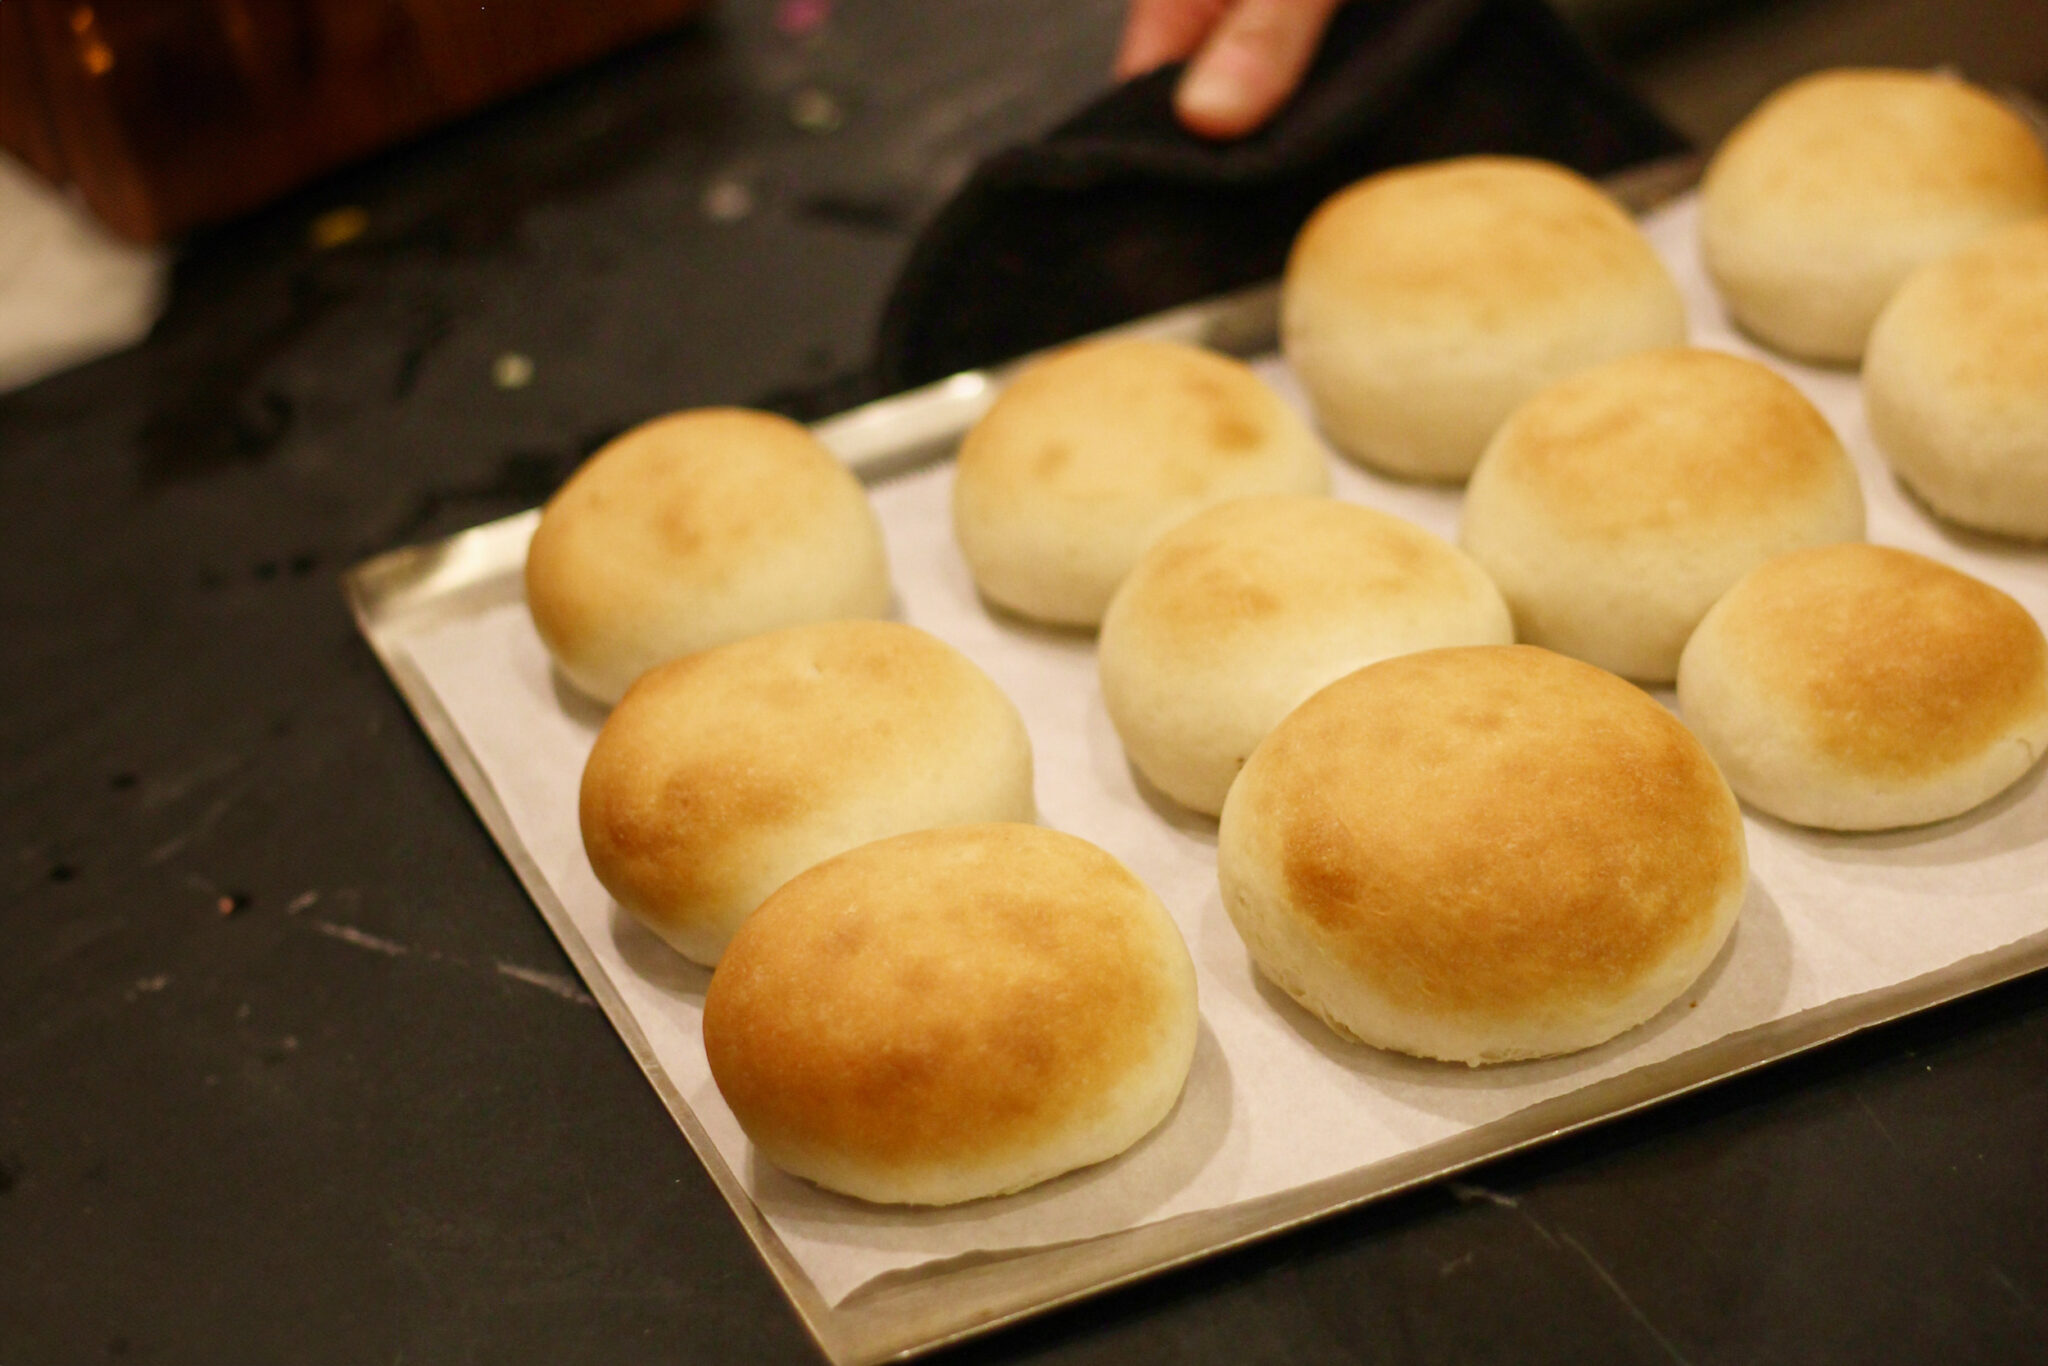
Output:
[526, 408, 891, 703]
[1677, 544, 2048, 830]
[951, 339, 1329, 628]
[1280, 156, 1686, 481]
[1865, 218, 2048, 538]
[703, 824, 1199, 1205]
[579, 621, 1034, 965]
[1218, 646, 1747, 1064]
[1460, 347, 1866, 683]
[1700, 69, 2048, 364]
[1098, 495, 1511, 815]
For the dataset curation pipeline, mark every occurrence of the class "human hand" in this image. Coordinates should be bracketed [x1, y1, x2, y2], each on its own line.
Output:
[1115, 0, 1348, 140]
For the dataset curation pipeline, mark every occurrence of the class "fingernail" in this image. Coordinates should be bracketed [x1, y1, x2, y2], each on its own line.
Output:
[1176, 62, 1250, 133]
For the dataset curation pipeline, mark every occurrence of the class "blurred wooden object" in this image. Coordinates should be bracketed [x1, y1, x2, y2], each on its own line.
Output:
[0, 0, 711, 242]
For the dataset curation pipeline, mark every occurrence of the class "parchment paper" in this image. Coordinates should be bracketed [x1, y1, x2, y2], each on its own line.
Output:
[401, 193, 2048, 1307]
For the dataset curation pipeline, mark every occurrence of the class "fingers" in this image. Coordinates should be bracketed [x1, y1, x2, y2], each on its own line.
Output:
[1174, 0, 1347, 140]
[1116, 0, 1237, 79]
[1114, 0, 1348, 140]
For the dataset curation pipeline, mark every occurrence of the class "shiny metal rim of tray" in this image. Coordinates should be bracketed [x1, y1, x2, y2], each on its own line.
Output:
[343, 152, 2048, 1366]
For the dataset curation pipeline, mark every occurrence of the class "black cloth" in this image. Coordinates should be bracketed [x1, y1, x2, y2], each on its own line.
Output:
[868, 0, 1687, 395]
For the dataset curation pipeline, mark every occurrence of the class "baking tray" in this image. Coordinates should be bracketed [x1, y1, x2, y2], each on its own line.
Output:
[344, 156, 2048, 1365]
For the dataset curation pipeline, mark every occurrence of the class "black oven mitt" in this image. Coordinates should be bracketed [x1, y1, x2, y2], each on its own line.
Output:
[866, 0, 1687, 396]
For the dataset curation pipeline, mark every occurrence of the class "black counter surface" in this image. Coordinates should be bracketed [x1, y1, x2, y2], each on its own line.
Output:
[6, 1, 2048, 1362]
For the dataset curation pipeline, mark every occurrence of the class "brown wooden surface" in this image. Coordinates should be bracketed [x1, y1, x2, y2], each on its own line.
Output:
[0, 0, 711, 241]
[0, 0, 64, 185]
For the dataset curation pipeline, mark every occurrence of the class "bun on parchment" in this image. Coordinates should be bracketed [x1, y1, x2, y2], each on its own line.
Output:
[951, 338, 1329, 628]
[1217, 645, 1747, 1065]
[1098, 494, 1511, 816]
[525, 408, 891, 703]
[578, 621, 1034, 966]
[1280, 156, 1686, 482]
[1864, 218, 2048, 539]
[703, 823, 1198, 1205]
[1459, 347, 1865, 684]
[1699, 68, 2048, 364]
[1677, 543, 2048, 831]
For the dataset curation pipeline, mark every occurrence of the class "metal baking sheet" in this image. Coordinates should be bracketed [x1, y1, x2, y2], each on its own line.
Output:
[344, 158, 2048, 1366]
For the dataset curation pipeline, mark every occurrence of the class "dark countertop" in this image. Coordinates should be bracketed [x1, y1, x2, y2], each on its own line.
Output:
[5, 1, 2047, 1362]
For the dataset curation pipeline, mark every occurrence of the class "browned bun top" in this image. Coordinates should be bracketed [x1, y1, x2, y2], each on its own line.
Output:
[584, 621, 961, 892]
[1714, 543, 2048, 781]
[703, 824, 1196, 1202]
[1698, 69, 2048, 363]
[578, 619, 1034, 964]
[950, 337, 1328, 627]
[1704, 69, 2048, 229]
[1119, 495, 1487, 653]
[1481, 348, 1850, 541]
[1246, 646, 1743, 1023]
[525, 407, 887, 701]
[1876, 217, 2048, 408]
[1285, 156, 1668, 324]
[955, 337, 1318, 507]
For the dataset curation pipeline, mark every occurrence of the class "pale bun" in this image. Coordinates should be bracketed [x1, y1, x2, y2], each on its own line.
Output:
[1218, 645, 1747, 1064]
[951, 338, 1329, 628]
[1099, 495, 1511, 816]
[1865, 218, 2048, 538]
[1460, 347, 1865, 684]
[526, 408, 891, 703]
[1677, 543, 2048, 830]
[1700, 68, 2048, 364]
[579, 621, 1034, 966]
[703, 823, 1199, 1205]
[1280, 156, 1686, 482]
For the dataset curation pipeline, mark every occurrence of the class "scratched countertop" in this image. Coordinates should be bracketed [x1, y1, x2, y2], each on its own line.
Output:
[6, 1, 2048, 1362]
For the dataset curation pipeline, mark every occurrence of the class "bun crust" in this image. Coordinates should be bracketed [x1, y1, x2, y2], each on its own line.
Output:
[526, 408, 891, 703]
[703, 824, 1199, 1205]
[579, 621, 1034, 965]
[1281, 156, 1685, 481]
[1218, 646, 1747, 1064]
[1460, 347, 1865, 683]
[1700, 69, 2048, 363]
[951, 339, 1328, 628]
[1865, 218, 2048, 539]
[1677, 544, 2048, 830]
[1099, 495, 1511, 815]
